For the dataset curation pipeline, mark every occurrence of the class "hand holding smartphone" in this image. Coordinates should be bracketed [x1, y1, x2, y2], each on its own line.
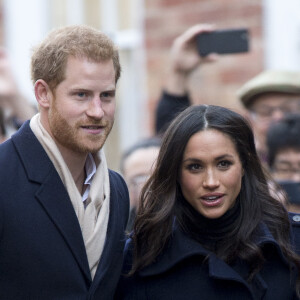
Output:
[196, 28, 249, 57]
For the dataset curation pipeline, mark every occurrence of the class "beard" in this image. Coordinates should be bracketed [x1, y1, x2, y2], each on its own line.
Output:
[48, 102, 114, 154]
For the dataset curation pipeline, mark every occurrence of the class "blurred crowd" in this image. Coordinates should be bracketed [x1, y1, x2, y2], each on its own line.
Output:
[1, 23, 300, 226]
[1, 22, 300, 299]
[121, 24, 300, 230]
[0, 47, 36, 142]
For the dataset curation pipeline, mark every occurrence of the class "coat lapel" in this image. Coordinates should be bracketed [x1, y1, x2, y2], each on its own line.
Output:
[35, 170, 92, 282]
[12, 122, 91, 283]
[139, 222, 277, 298]
[91, 171, 128, 288]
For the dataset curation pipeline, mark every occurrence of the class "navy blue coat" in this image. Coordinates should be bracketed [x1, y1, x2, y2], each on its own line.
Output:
[0, 122, 129, 300]
[115, 217, 300, 300]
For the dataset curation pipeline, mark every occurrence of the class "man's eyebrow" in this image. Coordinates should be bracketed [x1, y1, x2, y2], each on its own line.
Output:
[276, 160, 293, 165]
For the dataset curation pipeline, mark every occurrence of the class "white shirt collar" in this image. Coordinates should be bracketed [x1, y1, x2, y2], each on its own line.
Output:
[82, 153, 96, 202]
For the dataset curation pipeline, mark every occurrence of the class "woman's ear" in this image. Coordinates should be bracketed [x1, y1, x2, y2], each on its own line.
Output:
[34, 79, 52, 109]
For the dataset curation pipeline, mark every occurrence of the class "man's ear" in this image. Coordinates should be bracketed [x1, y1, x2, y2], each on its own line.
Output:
[34, 79, 53, 108]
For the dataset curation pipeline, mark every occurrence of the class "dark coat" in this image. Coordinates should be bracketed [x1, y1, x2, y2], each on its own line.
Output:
[115, 217, 300, 300]
[0, 121, 129, 300]
[155, 91, 190, 134]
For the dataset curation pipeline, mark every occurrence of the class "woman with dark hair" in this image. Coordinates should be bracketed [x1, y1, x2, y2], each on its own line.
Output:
[115, 104, 300, 299]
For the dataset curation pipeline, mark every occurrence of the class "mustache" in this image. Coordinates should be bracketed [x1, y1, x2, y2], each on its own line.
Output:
[76, 118, 110, 127]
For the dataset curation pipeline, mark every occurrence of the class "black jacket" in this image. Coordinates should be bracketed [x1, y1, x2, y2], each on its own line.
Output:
[115, 216, 300, 300]
[155, 91, 190, 134]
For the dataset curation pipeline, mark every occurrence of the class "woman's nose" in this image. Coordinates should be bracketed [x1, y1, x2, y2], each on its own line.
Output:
[202, 169, 220, 189]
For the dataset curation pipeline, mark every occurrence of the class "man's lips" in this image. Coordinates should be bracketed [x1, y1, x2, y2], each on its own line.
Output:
[80, 125, 105, 134]
[81, 125, 103, 129]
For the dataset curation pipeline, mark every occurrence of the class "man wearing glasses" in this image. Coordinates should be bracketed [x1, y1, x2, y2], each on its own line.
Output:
[266, 113, 300, 213]
[237, 70, 300, 166]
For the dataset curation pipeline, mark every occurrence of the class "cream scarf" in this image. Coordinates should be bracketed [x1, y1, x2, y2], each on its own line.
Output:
[30, 113, 110, 279]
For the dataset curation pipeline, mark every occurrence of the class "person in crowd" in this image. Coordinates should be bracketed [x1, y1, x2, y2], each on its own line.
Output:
[0, 25, 129, 299]
[155, 23, 216, 134]
[267, 113, 300, 213]
[155, 24, 300, 168]
[116, 104, 300, 299]
[120, 137, 161, 232]
[237, 70, 300, 165]
[155, 24, 217, 135]
[0, 47, 36, 137]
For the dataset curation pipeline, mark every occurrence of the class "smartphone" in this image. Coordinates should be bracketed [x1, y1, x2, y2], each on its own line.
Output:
[196, 28, 249, 56]
[278, 181, 300, 205]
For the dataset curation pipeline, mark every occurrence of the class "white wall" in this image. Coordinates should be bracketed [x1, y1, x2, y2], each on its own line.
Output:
[264, 0, 300, 70]
[3, 0, 50, 103]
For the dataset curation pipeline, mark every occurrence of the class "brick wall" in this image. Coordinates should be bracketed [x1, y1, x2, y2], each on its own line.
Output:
[144, 0, 263, 131]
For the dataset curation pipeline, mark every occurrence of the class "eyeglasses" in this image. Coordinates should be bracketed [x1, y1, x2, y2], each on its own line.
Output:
[250, 101, 300, 121]
[273, 167, 300, 180]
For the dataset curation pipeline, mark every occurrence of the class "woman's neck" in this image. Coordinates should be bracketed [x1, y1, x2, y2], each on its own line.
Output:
[176, 196, 241, 252]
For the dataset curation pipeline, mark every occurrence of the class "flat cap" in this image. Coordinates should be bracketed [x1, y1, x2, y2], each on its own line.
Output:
[237, 70, 300, 108]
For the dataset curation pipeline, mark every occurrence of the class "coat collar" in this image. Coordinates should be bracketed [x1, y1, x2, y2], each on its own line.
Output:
[12, 121, 92, 282]
[139, 221, 284, 277]
[138, 221, 289, 298]
[12, 121, 55, 183]
[91, 170, 129, 291]
[13, 122, 129, 290]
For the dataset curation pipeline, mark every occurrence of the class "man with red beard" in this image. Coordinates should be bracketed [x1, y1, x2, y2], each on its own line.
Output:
[0, 25, 129, 299]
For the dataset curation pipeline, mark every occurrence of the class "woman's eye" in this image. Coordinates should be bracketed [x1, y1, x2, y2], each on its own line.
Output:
[187, 164, 202, 171]
[218, 160, 232, 169]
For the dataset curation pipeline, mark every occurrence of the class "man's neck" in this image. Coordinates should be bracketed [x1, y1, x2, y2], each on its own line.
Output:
[58, 146, 88, 195]
[38, 115, 89, 194]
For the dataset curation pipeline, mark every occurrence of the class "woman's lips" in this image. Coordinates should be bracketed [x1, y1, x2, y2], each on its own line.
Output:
[200, 193, 224, 206]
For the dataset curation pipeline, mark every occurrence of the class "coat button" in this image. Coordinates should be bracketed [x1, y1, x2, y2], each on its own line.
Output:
[292, 215, 300, 222]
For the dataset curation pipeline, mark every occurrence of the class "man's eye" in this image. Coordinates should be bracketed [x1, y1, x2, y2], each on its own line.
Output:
[101, 91, 115, 98]
[101, 92, 109, 97]
[255, 109, 272, 117]
[77, 92, 86, 97]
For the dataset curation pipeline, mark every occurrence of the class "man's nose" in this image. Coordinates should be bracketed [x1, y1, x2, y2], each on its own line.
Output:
[86, 97, 105, 119]
[271, 109, 284, 122]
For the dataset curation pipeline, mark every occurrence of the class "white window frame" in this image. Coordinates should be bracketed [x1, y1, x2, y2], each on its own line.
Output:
[263, 0, 300, 70]
[3, 0, 51, 103]
[100, 0, 148, 152]
[3, 0, 147, 160]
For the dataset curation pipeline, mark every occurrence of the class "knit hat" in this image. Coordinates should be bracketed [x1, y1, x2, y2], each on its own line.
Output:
[237, 70, 300, 108]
